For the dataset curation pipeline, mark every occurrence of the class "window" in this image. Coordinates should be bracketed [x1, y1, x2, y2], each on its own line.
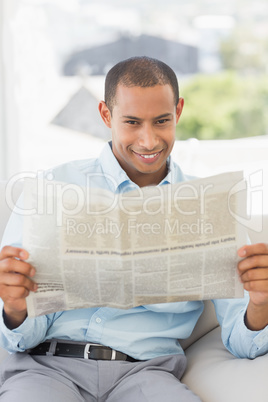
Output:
[0, 1, 20, 179]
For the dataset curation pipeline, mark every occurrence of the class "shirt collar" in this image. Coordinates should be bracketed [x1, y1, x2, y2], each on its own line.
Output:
[99, 142, 133, 193]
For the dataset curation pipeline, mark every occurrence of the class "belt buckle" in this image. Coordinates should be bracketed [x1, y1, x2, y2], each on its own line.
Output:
[83, 343, 117, 360]
[84, 343, 91, 359]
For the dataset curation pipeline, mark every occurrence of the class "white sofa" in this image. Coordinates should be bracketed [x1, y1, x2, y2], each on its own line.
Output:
[1, 180, 268, 401]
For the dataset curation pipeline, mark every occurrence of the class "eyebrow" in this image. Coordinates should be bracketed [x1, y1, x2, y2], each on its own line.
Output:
[122, 113, 173, 120]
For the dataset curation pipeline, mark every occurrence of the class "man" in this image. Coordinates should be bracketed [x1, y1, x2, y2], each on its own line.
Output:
[0, 56, 268, 401]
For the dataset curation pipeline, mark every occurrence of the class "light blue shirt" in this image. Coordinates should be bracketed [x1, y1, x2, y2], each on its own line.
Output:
[1, 142, 268, 360]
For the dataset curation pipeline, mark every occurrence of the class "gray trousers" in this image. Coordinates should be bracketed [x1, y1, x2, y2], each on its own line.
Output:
[0, 352, 201, 401]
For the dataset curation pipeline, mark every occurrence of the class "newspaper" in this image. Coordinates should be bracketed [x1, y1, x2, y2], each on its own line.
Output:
[23, 172, 247, 318]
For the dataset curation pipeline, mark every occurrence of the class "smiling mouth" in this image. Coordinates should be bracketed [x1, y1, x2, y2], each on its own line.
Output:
[133, 150, 163, 159]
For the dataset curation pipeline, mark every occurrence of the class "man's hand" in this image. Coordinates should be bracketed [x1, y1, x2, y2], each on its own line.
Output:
[0, 246, 37, 329]
[238, 243, 268, 331]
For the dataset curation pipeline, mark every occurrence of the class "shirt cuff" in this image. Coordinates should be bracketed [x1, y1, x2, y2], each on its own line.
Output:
[0, 303, 45, 353]
[0, 307, 25, 352]
[228, 306, 268, 359]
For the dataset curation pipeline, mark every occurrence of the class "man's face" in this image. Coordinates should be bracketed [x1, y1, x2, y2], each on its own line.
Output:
[99, 84, 184, 187]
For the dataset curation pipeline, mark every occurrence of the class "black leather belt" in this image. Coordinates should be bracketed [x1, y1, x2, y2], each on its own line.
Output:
[27, 340, 139, 362]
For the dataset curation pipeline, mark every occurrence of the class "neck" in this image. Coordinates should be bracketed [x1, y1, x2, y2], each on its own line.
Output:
[130, 164, 168, 188]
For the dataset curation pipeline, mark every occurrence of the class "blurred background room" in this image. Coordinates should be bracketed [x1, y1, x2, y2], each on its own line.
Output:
[0, 0, 267, 213]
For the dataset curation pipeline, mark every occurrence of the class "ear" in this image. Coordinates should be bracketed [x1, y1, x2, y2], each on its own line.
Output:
[175, 98, 184, 124]
[98, 101, 112, 128]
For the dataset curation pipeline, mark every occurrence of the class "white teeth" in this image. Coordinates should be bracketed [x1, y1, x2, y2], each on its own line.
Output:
[141, 153, 158, 159]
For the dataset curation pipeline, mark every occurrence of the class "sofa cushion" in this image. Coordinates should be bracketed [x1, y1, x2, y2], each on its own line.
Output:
[179, 300, 219, 350]
[182, 326, 268, 402]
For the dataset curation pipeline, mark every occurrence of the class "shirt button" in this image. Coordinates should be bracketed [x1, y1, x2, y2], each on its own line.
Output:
[96, 317, 102, 324]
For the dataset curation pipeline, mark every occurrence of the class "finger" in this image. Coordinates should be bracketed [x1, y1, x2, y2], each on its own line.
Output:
[240, 267, 268, 283]
[1, 272, 37, 292]
[0, 257, 35, 278]
[0, 245, 29, 261]
[243, 279, 268, 293]
[1, 284, 31, 301]
[238, 254, 268, 273]
[238, 243, 268, 258]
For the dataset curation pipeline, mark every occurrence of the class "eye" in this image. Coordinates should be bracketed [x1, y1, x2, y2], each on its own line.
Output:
[126, 120, 139, 125]
[156, 119, 169, 124]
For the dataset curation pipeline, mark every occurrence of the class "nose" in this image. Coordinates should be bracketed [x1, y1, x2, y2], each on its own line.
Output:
[138, 124, 159, 151]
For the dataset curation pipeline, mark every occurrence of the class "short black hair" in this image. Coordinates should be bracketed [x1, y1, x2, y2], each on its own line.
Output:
[104, 56, 179, 113]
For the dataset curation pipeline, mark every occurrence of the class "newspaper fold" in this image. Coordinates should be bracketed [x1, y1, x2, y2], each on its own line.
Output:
[23, 172, 247, 317]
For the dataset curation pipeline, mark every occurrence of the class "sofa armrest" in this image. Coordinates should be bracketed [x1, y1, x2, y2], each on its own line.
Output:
[182, 326, 268, 402]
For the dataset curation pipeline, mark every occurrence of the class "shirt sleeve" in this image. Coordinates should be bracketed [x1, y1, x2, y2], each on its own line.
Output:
[0, 193, 51, 353]
[213, 294, 268, 359]
[0, 300, 50, 353]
